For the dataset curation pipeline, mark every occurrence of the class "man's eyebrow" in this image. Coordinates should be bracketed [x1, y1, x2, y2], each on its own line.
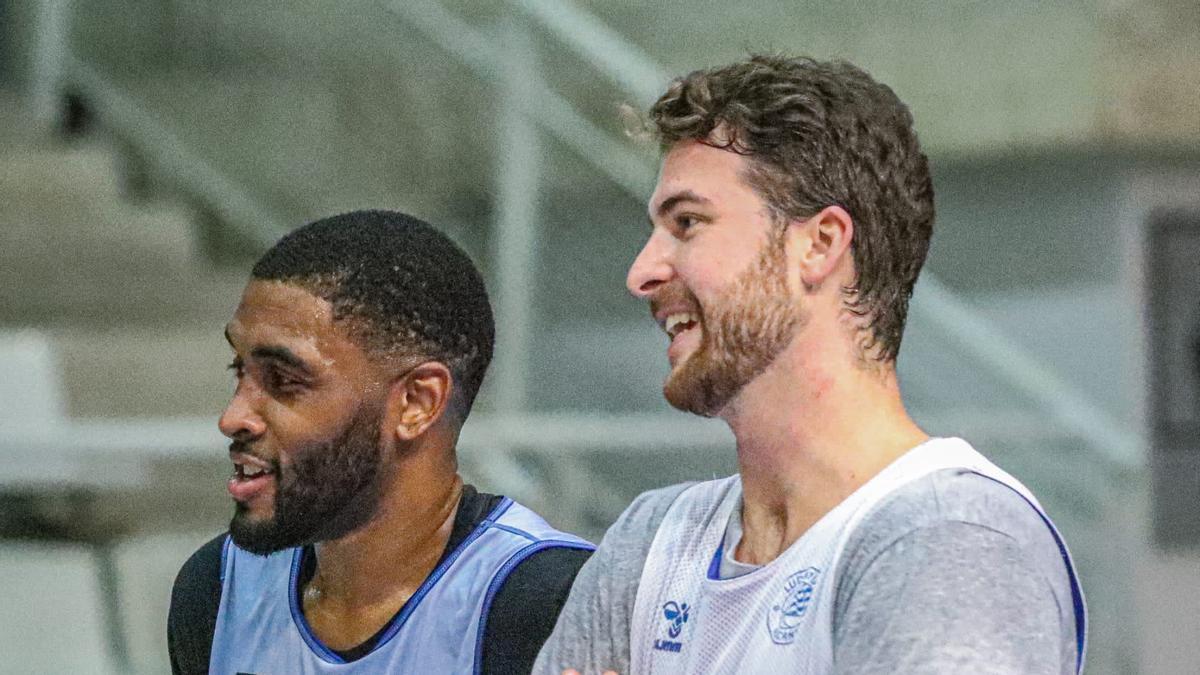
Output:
[654, 190, 712, 219]
[250, 346, 312, 374]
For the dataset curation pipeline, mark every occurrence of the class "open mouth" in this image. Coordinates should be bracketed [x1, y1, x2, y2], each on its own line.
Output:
[664, 312, 699, 339]
[228, 458, 276, 503]
[663, 311, 702, 365]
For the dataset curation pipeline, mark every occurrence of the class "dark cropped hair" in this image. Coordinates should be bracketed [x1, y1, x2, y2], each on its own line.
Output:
[649, 54, 935, 362]
[252, 210, 494, 416]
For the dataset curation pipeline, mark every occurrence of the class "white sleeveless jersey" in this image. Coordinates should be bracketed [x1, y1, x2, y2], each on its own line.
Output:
[630, 437, 1086, 674]
[209, 498, 593, 674]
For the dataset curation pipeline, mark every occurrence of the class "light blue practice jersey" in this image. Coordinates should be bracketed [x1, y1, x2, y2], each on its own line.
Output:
[209, 498, 592, 674]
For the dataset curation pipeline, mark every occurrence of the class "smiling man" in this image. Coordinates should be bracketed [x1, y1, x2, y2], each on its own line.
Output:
[535, 56, 1085, 674]
[168, 210, 593, 674]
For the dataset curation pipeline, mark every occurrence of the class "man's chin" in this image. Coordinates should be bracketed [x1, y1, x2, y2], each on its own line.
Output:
[663, 363, 723, 418]
[229, 511, 302, 556]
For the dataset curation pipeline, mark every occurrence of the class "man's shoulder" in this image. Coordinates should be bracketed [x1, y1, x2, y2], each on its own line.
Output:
[528, 480, 716, 675]
[603, 480, 709, 548]
[857, 467, 1052, 543]
[625, 481, 702, 517]
[839, 467, 1071, 597]
[831, 468, 1081, 672]
[566, 480, 701, 582]
[481, 543, 593, 674]
[173, 533, 227, 597]
[168, 533, 227, 674]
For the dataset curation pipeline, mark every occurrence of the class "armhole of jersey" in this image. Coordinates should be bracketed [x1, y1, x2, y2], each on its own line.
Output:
[972, 472, 1087, 674]
[471, 540, 596, 675]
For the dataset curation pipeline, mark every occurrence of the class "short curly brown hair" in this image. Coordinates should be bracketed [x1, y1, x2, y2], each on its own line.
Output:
[649, 55, 934, 362]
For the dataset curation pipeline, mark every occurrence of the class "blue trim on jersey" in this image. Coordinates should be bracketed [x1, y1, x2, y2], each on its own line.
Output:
[702, 474, 1085, 672]
[219, 535, 231, 584]
[285, 496, 517, 664]
[975, 474, 1087, 674]
[490, 522, 539, 542]
[288, 550, 346, 663]
[706, 533, 725, 580]
[471, 539, 597, 674]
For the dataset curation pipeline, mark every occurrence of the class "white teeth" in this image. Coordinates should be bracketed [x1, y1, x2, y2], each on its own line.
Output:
[664, 312, 699, 338]
[239, 464, 269, 478]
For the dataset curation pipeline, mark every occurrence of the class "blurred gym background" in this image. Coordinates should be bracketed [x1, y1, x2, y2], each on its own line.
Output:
[1, 1, 1198, 672]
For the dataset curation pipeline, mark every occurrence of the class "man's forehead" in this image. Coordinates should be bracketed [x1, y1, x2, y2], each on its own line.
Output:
[650, 189, 714, 220]
[226, 280, 337, 350]
[649, 140, 751, 215]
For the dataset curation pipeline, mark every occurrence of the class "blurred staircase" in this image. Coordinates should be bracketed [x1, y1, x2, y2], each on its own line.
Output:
[1, 92, 241, 674]
[0, 92, 244, 420]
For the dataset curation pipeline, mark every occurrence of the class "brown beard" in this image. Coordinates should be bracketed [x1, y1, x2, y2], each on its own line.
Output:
[663, 229, 803, 416]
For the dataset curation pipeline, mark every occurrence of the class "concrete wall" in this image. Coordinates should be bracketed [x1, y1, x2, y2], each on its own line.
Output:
[583, 0, 1199, 154]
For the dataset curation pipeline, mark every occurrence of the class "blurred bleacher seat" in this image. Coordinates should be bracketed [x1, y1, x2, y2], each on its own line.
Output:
[0, 542, 117, 674]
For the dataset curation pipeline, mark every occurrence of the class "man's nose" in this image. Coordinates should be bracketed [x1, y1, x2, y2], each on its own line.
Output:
[218, 387, 266, 441]
[626, 231, 674, 299]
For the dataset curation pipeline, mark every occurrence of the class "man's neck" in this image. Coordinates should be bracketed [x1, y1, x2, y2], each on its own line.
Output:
[302, 455, 463, 650]
[723, 340, 926, 566]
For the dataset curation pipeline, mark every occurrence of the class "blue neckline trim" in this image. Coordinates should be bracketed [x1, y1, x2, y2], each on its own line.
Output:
[288, 548, 346, 663]
[287, 496, 517, 665]
[219, 535, 231, 584]
[471, 539, 595, 674]
[706, 533, 725, 580]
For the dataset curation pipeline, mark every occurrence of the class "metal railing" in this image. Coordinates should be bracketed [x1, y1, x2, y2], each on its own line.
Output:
[7, 0, 1139, 490]
[8, 0, 1138, 489]
[388, 0, 1142, 469]
[63, 57, 290, 249]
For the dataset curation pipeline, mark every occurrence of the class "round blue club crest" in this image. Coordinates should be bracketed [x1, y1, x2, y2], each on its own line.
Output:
[767, 567, 821, 645]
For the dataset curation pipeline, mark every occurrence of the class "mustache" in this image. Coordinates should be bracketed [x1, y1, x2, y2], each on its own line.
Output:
[648, 284, 701, 319]
[228, 441, 280, 469]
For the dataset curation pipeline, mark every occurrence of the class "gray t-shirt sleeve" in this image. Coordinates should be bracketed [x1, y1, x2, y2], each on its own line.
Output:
[533, 483, 690, 675]
[534, 470, 1079, 675]
[832, 470, 1078, 674]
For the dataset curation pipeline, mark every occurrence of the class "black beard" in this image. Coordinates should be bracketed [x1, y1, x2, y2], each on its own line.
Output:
[228, 404, 386, 555]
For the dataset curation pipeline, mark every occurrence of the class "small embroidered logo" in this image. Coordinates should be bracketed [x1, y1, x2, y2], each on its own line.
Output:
[663, 600, 689, 638]
[653, 600, 690, 652]
[767, 567, 820, 645]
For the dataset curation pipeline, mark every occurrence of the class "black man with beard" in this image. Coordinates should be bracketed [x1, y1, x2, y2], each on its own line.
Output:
[168, 210, 592, 674]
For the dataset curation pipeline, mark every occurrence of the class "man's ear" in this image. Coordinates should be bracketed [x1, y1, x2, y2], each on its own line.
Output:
[386, 361, 454, 442]
[788, 205, 854, 289]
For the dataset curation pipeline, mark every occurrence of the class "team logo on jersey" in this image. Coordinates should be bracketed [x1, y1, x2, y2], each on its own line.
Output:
[653, 600, 690, 652]
[767, 567, 820, 645]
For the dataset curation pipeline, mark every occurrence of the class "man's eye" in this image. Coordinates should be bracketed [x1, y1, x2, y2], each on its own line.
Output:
[265, 369, 303, 393]
[675, 214, 701, 231]
[227, 361, 244, 378]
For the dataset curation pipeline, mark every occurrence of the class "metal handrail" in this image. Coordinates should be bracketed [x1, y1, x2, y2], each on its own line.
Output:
[49, 0, 1139, 468]
[404, 0, 1142, 467]
[508, 0, 670, 104]
[384, 0, 656, 196]
[912, 276, 1140, 465]
[62, 56, 290, 250]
